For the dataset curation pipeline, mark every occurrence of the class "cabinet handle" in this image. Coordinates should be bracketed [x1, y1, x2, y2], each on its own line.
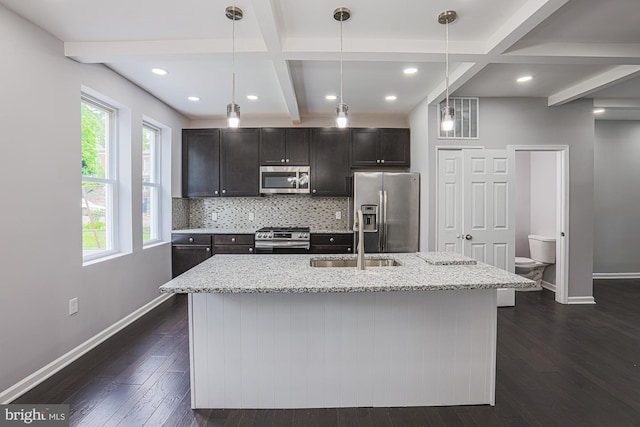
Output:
[231, 237, 236, 243]
[329, 237, 334, 243]
[222, 189, 226, 194]
[206, 247, 211, 252]
[376, 160, 380, 164]
[249, 247, 253, 253]
[214, 190, 219, 195]
[347, 247, 351, 252]
[188, 237, 194, 242]
[281, 158, 285, 163]
[381, 159, 385, 164]
[286, 159, 290, 163]
[312, 189, 317, 194]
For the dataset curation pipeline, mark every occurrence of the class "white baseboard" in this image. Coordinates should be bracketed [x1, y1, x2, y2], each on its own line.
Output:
[593, 272, 640, 280]
[541, 280, 556, 292]
[567, 296, 596, 305]
[0, 293, 174, 404]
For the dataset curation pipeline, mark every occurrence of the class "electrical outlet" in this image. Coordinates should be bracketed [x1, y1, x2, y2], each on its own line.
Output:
[69, 297, 78, 316]
[211, 212, 218, 221]
[248, 212, 255, 221]
[335, 211, 342, 220]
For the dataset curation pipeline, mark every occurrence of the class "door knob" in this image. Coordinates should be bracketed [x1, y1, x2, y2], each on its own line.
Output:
[465, 234, 473, 240]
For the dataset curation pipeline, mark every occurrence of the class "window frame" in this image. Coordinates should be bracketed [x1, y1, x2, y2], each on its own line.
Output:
[81, 94, 119, 262]
[142, 121, 163, 246]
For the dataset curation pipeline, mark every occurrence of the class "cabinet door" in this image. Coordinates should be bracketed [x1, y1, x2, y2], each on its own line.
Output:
[379, 128, 410, 167]
[220, 129, 260, 197]
[285, 128, 310, 165]
[351, 128, 379, 167]
[260, 128, 287, 165]
[182, 129, 220, 197]
[310, 129, 350, 196]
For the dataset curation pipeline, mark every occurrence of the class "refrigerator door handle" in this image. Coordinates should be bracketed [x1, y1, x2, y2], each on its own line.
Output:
[378, 190, 384, 251]
[383, 190, 388, 251]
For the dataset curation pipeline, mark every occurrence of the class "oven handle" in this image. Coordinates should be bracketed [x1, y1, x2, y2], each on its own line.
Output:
[255, 240, 310, 249]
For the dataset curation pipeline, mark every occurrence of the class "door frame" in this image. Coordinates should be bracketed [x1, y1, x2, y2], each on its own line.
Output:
[508, 145, 570, 305]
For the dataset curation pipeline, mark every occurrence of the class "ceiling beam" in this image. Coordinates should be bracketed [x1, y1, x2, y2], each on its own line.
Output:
[548, 65, 640, 106]
[250, 0, 300, 124]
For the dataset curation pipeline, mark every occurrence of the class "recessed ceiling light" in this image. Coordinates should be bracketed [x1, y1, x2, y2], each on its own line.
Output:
[247, 95, 259, 101]
[517, 75, 533, 83]
[325, 95, 337, 101]
[385, 95, 397, 101]
[403, 67, 418, 75]
[188, 96, 200, 102]
[152, 68, 168, 76]
[593, 108, 606, 114]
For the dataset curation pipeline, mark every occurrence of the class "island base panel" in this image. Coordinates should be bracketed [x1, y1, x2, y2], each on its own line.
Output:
[189, 290, 497, 409]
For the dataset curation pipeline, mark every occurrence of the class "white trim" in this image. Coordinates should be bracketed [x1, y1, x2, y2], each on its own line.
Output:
[508, 145, 570, 305]
[541, 280, 556, 292]
[0, 293, 174, 404]
[567, 296, 596, 305]
[593, 272, 640, 280]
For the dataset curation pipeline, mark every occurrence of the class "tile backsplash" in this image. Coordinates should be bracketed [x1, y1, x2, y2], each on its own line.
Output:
[173, 196, 350, 231]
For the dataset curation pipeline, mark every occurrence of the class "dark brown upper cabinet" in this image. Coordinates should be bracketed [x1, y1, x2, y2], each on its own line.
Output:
[351, 128, 410, 168]
[182, 129, 220, 197]
[260, 128, 310, 166]
[310, 128, 350, 197]
[220, 129, 260, 197]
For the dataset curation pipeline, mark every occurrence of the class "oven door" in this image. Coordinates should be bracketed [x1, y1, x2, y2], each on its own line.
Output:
[260, 166, 310, 194]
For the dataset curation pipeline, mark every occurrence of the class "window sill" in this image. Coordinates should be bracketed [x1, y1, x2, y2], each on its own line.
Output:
[143, 240, 170, 250]
[83, 251, 129, 267]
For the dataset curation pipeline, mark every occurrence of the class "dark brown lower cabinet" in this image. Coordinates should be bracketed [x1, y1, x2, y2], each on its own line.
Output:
[214, 234, 255, 254]
[310, 233, 354, 254]
[172, 234, 213, 278]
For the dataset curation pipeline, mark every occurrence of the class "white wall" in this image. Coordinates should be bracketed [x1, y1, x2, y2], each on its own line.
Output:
[425, 98, 594, 300]
[515, 151, 531, 257]
[0, 4, 188, 397]
[530, 152, 557, 237]
[408, 99, 430, 251]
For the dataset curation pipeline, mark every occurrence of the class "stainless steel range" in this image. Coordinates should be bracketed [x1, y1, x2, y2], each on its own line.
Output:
[254, 226, 310, 254]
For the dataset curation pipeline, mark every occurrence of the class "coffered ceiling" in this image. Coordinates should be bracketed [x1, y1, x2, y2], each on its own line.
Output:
[2, 0, 639, 122]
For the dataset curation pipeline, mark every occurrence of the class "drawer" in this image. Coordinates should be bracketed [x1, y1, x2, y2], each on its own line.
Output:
[172, 234, 212, 245]
[311, 245, 353, 254]
[214, 234, 254, 245]
[310, 233, 353, 246]
[214, 245, 255, 254]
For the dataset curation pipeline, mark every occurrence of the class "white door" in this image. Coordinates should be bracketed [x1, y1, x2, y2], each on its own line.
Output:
[437, 149, 516, 306]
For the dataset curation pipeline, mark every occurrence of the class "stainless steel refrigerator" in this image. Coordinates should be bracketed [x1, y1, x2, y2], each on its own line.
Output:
[352, 172, 420, 253]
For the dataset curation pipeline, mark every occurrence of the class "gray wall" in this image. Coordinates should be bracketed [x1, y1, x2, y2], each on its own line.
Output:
[515, 151, 531, 257]
[594, 120, 640, 274]
[0, 4, 188, 396]
[424, 98, 594, 299]
[530, 152, 558, 238]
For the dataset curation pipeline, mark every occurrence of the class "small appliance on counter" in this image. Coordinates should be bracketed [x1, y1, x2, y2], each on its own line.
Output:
[254, 226, 310, 254]
[352, 172, 419, 253]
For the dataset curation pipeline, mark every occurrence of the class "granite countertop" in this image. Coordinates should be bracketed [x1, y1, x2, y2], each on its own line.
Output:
[159, 252, 536, 294]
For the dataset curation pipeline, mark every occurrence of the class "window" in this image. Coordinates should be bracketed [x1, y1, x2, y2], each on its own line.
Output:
[438, 97, 479, 139]
[142, 122, 162, 244]
[81, 95, 118, 259]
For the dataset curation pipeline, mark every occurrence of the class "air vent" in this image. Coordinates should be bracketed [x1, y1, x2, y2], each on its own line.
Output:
[438, 97, 479, 139]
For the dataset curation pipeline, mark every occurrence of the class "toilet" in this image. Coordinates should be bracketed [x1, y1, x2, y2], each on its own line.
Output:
[515, 234, 556, 290]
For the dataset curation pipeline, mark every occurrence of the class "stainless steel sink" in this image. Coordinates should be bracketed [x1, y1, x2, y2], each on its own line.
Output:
[310, 258, 401, 268]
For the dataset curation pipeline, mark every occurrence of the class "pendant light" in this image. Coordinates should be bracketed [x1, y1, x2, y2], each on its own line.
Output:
[226, 6, 243, 128]
[438, 10, 457, 132]
[334, 7, 351, 128]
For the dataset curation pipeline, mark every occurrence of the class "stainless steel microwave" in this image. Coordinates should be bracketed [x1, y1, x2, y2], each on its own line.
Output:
[260, 166, 310, 194]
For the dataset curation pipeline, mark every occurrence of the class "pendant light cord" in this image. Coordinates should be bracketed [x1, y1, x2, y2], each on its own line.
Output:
[445, 19, 449, 109]
[339, 15, 344, 105]
[232, 14, 236, 105]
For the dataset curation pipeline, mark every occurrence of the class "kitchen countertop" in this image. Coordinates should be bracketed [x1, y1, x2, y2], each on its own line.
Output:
[159, 252, 535, 294]
[172, 228, 353, 234]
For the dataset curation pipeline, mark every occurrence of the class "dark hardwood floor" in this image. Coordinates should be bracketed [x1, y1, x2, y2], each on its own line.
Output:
[13, 280, 640, 426]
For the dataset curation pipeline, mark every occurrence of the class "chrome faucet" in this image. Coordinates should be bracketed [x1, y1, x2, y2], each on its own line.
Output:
[355, 209, 365, 270]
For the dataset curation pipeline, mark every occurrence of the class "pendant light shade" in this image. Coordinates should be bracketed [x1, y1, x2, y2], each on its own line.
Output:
[438, 10, 457, 133]
[334, 7, 351, 128]
[226, 6, 243, 128]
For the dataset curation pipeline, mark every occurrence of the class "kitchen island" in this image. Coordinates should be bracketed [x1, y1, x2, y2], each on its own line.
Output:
[160, 253, 535, 409]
